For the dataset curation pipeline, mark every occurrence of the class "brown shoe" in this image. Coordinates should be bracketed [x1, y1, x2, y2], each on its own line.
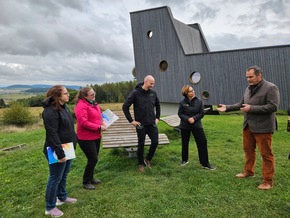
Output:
[258, 183, 273, 190]
[138, 165, 145, 172]
[235, 172, 255, 178]
[144, 159, 152, 168]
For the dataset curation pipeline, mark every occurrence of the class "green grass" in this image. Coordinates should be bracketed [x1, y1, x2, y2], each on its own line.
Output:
[1, 114, 290, 217]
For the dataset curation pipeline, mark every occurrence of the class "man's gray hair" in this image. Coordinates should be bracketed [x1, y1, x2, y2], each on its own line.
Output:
[247, 66, 263, 75]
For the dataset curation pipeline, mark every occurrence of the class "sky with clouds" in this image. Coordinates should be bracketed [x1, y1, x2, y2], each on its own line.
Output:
[0, 0, 289, 87]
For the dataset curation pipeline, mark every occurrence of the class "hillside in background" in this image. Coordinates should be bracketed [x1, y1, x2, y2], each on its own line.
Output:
[0, 80, 137, 105]
[4, 84, 81, 90]
[0, 84, 82, 103]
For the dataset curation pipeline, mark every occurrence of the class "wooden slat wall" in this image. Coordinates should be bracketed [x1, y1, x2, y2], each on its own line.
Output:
[130, 6, 290, 110]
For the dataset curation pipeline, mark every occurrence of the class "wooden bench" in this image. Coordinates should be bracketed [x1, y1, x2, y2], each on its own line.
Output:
[160, 108, 212, 130]
[160, 115, 180, 131]
[102, 111, 170, 157]
[160, 115, 180, 128]
[0, 144, 26, 152]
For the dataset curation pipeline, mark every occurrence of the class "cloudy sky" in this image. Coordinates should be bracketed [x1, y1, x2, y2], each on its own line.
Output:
[0, 0, 289, 87]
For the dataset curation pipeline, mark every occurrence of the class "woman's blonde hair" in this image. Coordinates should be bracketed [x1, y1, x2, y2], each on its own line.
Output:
[181, 85, 193, 97]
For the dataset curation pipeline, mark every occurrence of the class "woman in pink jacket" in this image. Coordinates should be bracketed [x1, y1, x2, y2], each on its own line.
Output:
[74, 87, 106, 190]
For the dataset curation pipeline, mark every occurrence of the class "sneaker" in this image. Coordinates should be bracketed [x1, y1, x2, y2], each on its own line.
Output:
[235, 172, 255, 178]
[45, 207, 64, 217]
[91, 179, 101, 185]
[56, 197, 77, 206]
[138, 164, 145, 172]
[257, 183, 273, 190]
[202, 164, 216, 170]
[83, 183, 96, 190]
[144, 159, 152, 168]
[180, 161, 189, 166]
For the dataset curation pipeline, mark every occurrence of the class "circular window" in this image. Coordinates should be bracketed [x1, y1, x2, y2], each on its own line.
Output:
[201, 91, 209, 100]
[189, 71, 201, 84]
[147, 31, 153, 38]
[132, 67, 136, 78]
[159, 60, 168, 71]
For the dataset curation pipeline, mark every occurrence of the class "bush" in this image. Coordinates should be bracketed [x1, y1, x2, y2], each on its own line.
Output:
[0, 99, 6, 108]
[3, 102, 34, 126]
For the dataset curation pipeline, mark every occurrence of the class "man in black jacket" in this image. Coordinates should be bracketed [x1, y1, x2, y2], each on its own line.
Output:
[122, 75, 160, 172]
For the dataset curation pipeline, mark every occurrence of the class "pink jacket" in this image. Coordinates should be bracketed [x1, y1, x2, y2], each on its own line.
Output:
[74, 98, 102, 140]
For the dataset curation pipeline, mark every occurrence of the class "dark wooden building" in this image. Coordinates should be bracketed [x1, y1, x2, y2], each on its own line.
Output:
[130, 6, 290, 115]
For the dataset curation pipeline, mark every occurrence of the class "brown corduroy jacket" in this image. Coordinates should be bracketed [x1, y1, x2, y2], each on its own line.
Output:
[226, 79, 280, 133]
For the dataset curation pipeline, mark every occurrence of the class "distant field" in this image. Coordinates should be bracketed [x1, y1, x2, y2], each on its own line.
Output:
[0, 88, 37, 103]
[99, 103, 123, 111]
[0, 103, 123, 120]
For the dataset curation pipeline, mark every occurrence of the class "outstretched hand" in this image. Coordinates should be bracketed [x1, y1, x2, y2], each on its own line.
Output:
[217, 104, 226, 112]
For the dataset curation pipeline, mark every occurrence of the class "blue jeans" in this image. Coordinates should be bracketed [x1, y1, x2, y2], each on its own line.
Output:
[45, 159, 72, 210]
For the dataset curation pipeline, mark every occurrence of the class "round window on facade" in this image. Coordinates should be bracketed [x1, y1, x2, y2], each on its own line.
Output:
[132, 67, 136, 78]
[201, 91, 210, 100]
[159, 60, 168, 71]
[189, 71, 201, 84]
[147, 30, 153, 38]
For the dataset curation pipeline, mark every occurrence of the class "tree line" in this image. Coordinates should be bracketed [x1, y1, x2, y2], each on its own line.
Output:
[1, 80, 137, 107]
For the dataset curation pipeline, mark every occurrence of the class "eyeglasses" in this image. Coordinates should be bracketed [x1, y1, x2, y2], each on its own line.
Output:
[188, 90, 194, 93]
[88, 92, 95, 97]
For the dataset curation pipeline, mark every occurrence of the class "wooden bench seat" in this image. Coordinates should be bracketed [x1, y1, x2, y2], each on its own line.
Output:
[102, 111, 169, 156]
[102, 133, 169, 148]
[159, 107, 212, 129]
[160, 115, 180, 128]
[160, 108, 212, 130]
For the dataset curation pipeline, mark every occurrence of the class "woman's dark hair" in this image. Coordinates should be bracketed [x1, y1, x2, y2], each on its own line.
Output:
[45, 85, 65, 111]
[75, 87, 93, 103]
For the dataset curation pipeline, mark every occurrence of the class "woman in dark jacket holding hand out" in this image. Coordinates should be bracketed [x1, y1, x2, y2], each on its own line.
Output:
[178, 85, 215, 170]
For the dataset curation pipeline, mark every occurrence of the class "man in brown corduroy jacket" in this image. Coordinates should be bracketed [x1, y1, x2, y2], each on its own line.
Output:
[217, 65, 280, 190]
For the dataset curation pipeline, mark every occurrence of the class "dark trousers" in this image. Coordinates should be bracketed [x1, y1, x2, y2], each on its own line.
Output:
[78, 139, 100, 184]
[136, 124, 159, 165]
[181, 128, 209, 166]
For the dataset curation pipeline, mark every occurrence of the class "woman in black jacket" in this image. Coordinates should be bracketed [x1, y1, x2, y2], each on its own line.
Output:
[42, 85, 77, 217]
[178, 85, 215, 170]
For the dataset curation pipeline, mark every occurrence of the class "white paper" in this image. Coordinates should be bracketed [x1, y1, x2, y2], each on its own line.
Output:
[102, 109, 119, 127]
[47, 142, 76, 164]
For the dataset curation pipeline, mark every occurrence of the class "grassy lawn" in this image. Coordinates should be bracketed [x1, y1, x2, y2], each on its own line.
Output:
[0, 112, 290, 217]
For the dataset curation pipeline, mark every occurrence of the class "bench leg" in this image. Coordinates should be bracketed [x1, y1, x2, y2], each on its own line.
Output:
[124, 147, 138, 158]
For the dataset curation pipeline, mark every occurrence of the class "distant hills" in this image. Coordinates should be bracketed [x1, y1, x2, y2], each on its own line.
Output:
[0, 84, 82, 94]
[3, 84, 82, 90]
